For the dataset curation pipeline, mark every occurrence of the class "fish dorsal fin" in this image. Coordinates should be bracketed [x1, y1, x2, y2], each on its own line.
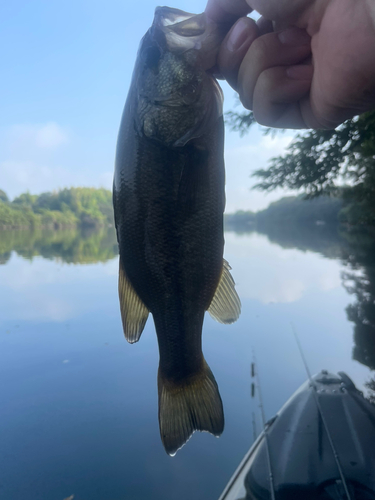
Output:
[208, 259, 241, 324]
[118, 261, 149, 343]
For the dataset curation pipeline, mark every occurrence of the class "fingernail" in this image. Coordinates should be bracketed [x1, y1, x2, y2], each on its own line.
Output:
[286, 65, 313, 80]
[278, 27, 310, 45]
[227, 19, 250, 52]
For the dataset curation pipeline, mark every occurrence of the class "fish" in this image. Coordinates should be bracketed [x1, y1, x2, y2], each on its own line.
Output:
[113, 6, 241, 456]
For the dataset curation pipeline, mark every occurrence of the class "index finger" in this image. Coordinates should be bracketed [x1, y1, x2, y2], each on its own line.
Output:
[205, 0, 252, 24]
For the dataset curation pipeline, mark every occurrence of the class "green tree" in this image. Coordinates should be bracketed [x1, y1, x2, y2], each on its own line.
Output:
[12, 192, 38, 208]
[0, 189, 9, 203]
[365, 377, 375, 405]
[227, 109, 375, 225]
[0, 202, 39, 228]
[0, 187, 114, 229]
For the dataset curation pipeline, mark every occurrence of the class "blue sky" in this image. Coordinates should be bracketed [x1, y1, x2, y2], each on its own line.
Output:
[0, 0, 296, 212]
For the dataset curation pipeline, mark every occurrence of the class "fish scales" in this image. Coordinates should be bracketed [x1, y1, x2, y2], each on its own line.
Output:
[113, 6, 241, 455]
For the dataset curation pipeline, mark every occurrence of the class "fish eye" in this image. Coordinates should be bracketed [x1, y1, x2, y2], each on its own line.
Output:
[143, 46, 161, 70]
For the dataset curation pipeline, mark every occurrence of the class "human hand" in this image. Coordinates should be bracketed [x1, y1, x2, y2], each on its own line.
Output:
[205, 0, 375, 129]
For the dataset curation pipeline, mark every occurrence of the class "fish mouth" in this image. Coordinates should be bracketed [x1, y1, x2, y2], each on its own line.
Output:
[152, 6, 226, 69]
[154, 7, 205, 35]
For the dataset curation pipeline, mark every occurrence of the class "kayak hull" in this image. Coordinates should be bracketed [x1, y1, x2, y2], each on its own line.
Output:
[219, 371, 375, 500]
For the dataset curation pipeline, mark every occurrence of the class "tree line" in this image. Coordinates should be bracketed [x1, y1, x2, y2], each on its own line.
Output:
[224, 194, 343, 235]
[226, 110, 375, 227]
[0, 187, 114, 229]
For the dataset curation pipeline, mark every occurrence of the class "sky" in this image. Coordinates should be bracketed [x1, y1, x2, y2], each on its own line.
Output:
[0, 0, 297, 212]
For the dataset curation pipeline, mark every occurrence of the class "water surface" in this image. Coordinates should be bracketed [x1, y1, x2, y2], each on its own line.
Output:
[0, 226, 374, 500]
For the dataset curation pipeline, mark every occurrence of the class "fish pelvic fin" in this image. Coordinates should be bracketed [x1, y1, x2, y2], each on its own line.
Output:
[118, 260, 149, 344]
[158, 360, 224, 456]
[208, 259, 241, 324]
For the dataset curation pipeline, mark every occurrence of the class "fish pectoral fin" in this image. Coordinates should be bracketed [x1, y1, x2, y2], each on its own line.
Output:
[118, 261, 149, 344]
[208, 259, 241, 324]
[158, 360, 224, 456]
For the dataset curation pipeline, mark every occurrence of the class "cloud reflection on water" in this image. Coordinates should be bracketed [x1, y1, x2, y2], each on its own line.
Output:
[0, 254, 118, 323]
[0, 226, 374, 500]
[0, 228, 349, 325]
[0, 230, 346, 324]
[224, 232, 342, 304]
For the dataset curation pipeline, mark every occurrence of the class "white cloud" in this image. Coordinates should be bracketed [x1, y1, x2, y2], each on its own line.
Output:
[0, 120, 114, 198]
[8, 122, 68, 153]
[224, 131, 297, 213]
[0, 113, 295, 212]
[1, 160, 84, 197]
[35, 122, 68, 149]
[0, 122, 73, 197]
[258, 133, 293, 154]
[0, 160, 113, 199]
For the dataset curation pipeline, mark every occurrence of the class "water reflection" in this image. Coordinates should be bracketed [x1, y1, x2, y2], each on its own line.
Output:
[1, 224, 375, 500]
[225, 232, 343, 305]
[367, 378, 375, 403]
[225, 222, 375, 377]
[1, 223, 374, 370]
[0, 226, 118, 265]
[226, 215, 346, 260]
[340, 229, 375, 370]
[1, 223, 374, 373]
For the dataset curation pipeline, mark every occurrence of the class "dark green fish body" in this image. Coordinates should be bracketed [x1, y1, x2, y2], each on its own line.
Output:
[113, 7, 240, 455]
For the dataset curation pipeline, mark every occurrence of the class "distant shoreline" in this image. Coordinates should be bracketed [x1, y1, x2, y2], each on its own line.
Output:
[0, 187, 114, 231]
[0, 222, 111, 231]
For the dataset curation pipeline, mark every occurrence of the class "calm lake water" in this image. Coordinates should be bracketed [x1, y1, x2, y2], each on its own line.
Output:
[0, 225, 374, 500]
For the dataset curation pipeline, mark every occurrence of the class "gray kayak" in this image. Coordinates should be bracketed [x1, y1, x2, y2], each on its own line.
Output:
[219, 371, 375, 500]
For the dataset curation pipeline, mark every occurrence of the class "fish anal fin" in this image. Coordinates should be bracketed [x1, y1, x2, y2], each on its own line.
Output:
[118, 261, 149, 344]
[158, 360, 224, 456]
[208, 259, 241, 324]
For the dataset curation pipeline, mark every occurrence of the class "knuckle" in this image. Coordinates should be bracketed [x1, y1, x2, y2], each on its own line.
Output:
[258, 67, 280, 92]
[248, 36, 269, 63]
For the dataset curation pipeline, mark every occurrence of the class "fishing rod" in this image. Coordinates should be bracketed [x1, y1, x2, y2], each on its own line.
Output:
[291, 323, 352, 500]
[251, 411, 257, 443]
[251, 350, 276, 500]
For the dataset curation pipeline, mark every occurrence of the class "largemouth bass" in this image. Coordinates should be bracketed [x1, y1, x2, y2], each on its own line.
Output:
[113, 6, 241, 455]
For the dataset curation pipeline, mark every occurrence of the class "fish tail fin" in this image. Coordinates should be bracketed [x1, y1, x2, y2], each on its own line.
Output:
[158, 360, 224, 456]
